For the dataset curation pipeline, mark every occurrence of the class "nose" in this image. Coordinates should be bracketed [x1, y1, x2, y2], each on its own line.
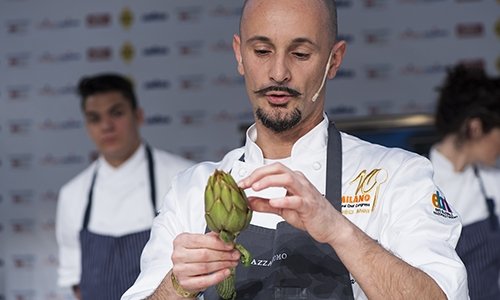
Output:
[100, 115, 114, 131]
[269, 54, 291, 84]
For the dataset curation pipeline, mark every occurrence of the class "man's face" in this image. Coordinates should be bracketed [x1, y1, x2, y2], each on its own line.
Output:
[83, 91, 143, 165]
[233, 0, 345, 133]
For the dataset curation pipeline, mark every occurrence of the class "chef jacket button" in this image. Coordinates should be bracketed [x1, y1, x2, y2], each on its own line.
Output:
[239, 168, 247, 177]
[312, 161, 321, 170]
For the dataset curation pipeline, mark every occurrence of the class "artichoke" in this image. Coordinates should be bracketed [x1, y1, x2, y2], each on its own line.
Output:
[204, 169, 253, 300]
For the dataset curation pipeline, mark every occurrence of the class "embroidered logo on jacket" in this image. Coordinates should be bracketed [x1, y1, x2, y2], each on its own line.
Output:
[342, 169, 387, 215]
[431, 190, 458, 219]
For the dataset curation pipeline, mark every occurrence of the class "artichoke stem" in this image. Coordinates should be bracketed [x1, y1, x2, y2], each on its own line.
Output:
[235, 243, 252, 267]
[216, 268, 236, 300]
[219, 230, 235, 243]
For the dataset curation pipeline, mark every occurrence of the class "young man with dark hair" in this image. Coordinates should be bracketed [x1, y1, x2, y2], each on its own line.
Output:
[56, 73, 193, 299]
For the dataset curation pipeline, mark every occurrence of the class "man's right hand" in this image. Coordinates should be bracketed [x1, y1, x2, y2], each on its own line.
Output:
[170, 231, 240, 294]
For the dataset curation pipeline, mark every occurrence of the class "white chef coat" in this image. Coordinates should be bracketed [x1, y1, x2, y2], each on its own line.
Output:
[430, 147, 500, 226]
[122, 117, 468, 300]
[56, 144, 194, 287]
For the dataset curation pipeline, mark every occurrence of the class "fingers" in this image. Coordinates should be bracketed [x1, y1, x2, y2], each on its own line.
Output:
[173, 268, 232, 292]
[239, 163, 307, 195]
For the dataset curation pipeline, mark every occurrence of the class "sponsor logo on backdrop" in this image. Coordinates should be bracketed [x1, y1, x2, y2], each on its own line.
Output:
[176, 6, 203, 22]
[213, 110, 235, 122]
[143, 79, 171, 90]
[120, 7, 134, 29]
[363, 0, 388, 8]
[10, 290, 35, 300]
[365, 64, 392, 79]
[38, 119, 82, 131]
[9, 154, 33, 169]
[142, 45, 170, 57]
[211, 40, 233, 53]
[7, 85, 30, 101]
[41, 254, 58, 268]
[142, 11, 169, 23]
[338, 33, 354, 43]
[40, 153, 85, 166]
[336, 0, 354, 8]
[10, 219, 35, 234]
[177, 41, 204, 56]
[5, 19, 30, 35]
[336, 69, 356, 79]
[121, 41, 135, 63]
[457, 58, 485, 69]
[363, 29, 391, 45]
[456, 22, 484, 38]
[179, 75, 205, 90]
[400, 63, 448, 75]
[87, 46, 113, 62]
[10, 190, 34, 205]
[398, 0, 446, 3]
[37, 17, 80, 30]
[399, 27, 449, 40]
[38, 51, 81, 64]
[86, 12, 111, 28]
[40, 190, 58, 203]
[212, 74, 245, 87]
[38, 84, 76, 97]
[145, 115, 171, 126]
[180, 110, 207, 125]
[210, 5, 242, 17]
[7, 52, 30, 68]
[40, 219, 55, 233]
[9, 119, 32, 135]
[328, 105, 357, 116]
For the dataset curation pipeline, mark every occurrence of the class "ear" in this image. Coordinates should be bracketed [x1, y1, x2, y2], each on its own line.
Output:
[327, 40, 347, 79]
[467, 118, 485, 139]
[233, 34, 244, 75]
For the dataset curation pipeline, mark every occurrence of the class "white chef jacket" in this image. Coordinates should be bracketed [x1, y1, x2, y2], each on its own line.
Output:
[56, 144, 194, 287]
[430, 147, 500, 226]
[122, 117, 468, 300]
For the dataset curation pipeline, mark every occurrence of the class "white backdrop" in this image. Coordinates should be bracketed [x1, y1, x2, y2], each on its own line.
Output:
[0, 0, 498, 299]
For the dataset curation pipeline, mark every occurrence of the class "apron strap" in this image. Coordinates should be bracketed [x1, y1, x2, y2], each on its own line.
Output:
[82, 144, 157, 229]
[326, 121, 342, 212]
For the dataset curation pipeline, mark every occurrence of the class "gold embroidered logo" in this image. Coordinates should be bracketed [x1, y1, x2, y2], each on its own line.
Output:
[342, 169, 387, 214]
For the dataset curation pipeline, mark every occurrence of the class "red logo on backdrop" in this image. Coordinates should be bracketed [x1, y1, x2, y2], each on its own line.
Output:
[87, 46, 113, 61]
[176, 6, 203, 22]
[456, 22, 484, 38]
[86, 13, 112, 27]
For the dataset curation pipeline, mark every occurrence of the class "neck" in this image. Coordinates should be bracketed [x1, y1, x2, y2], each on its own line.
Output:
[435, 135, 471, 172]
[104, 141, 142, 168]
[255, 113, 323, 159]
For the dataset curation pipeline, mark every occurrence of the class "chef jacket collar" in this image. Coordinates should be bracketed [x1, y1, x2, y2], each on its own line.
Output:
[243, 113, 329, 165]
[97, 143, 146, 176]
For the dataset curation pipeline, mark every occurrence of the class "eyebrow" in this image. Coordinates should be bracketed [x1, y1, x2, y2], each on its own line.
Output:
[246, 36, 319, 49]
[84, 102, 125, 116]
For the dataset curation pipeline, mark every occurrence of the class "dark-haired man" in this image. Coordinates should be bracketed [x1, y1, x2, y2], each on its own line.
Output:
[123, 1, 468, 299]
[56, 73, 193, 299]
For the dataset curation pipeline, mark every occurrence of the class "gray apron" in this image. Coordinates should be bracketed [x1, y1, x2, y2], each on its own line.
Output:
[455, 167, 500, 300]
[79, 145, 157, 300]
[204, 122, 354, 299]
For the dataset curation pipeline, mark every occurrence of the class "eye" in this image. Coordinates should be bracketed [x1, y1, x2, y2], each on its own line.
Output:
[292, 52, 310, 60]
[254, 49, 271, 56]
[110, 109, 124, 118]
[86, 115, 100, 124]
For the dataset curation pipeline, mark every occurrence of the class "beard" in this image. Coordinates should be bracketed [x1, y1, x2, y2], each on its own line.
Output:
[255, 107, 302, 133]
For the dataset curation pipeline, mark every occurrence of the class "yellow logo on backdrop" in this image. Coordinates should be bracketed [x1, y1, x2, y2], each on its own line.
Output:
[121, 42, 135, 63]
[120, 7, 134, 30]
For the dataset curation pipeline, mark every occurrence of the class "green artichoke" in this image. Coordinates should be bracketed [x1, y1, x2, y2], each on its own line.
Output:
[204, 169, 253, 300]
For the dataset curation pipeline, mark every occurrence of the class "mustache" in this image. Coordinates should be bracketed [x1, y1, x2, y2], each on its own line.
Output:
[253, 86, 302, 97]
